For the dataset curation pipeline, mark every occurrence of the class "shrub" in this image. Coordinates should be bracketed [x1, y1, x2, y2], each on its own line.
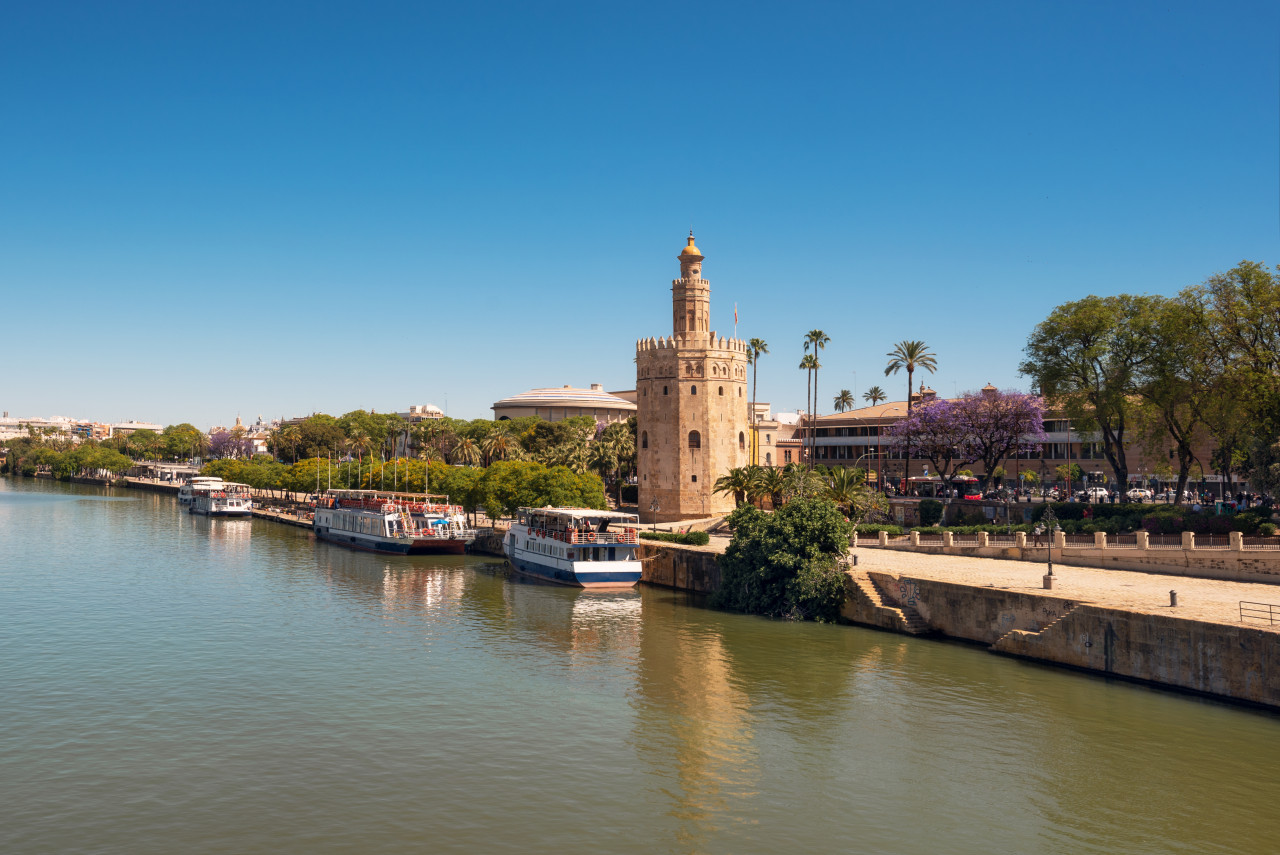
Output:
[639, 530, 710, 546]
[713, 498, 853, 622]
[1260, 522, 1277, 536]
[855, 524, 903, 536]
[918, 499, 943, 526]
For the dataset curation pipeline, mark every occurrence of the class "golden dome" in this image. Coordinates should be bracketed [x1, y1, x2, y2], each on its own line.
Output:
[680, 232, 702, 257]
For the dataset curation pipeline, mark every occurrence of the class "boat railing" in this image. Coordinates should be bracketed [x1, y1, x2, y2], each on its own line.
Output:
[530, 528, 639, 545]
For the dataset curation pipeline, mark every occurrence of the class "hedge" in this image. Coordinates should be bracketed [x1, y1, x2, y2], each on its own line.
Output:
[639, 530, 711, 546]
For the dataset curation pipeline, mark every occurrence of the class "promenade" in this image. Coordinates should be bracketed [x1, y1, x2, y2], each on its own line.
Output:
[853, 546, 1280, 630]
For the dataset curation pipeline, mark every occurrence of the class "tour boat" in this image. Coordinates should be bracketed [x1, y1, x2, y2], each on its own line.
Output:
[504, 507, 642, 589]
[178, 476, 223, 505]
[189, 481, 253, 517]
[312, 490, 475, 555]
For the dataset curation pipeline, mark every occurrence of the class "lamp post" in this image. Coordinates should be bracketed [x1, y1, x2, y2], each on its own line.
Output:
[649, 499, 660, 531]
[1042, 505, 1060, 588]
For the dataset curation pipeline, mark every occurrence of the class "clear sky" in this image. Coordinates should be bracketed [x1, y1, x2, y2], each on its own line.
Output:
[3, 1, 1278, 429]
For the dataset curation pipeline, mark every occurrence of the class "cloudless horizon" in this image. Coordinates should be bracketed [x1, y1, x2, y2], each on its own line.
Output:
[3, 2, 1278, 430]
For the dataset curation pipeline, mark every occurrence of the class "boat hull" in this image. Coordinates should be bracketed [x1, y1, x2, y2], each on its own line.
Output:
[315, 526, 467, 555]
[190, 508, 252, 518]
[507, 551, 641, 589]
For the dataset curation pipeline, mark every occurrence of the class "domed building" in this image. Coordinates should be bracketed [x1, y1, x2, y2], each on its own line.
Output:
[491, 384, 637, 424]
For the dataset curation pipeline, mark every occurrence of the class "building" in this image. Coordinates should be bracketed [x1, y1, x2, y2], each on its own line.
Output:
[636, 234, 750, 522]
[399, 404, 445, 422]
[491, 384, 636, 424]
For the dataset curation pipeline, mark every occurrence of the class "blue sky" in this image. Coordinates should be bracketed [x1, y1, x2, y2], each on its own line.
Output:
[3, 1, 1277, 429]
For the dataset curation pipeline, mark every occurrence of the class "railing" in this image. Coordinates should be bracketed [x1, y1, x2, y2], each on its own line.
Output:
[988, 534, 1018, 546]
[1109, 534, 1139, 548]
[1148, 534, 1184, 549]
[916, 534, 944, 544]
[1240, 601, 1280, 625]
[951, 535, 980, 546]
[1244, 537, 1280, 550]
[531, 528, 639, 545]
[1196, 535, 1231, 550]
[1064, 534, 1095, 547]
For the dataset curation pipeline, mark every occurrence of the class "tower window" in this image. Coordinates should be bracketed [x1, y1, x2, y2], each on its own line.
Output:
[766, 452, 772, 465]
[688, 431, 701, 449]
[739, 388, 742, 397]
[641, 431, 648, 449]
[739, 431, 745, 451]
[718, 386, 724, 396]
[643, 388, 647, 396]
[692, 475, 698, 483]
[691, 385, 697, 395]
[663, 386, 668, 395]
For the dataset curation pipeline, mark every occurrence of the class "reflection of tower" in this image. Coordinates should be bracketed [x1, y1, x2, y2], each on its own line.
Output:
[636, 234, 750, 523]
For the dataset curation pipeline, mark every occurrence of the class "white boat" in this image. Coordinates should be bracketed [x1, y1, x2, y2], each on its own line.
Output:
[504, 507, 642, 589]
[179, 476, 223, 505]
[190, 481, 253, 517]
[313, 490, 475, 555]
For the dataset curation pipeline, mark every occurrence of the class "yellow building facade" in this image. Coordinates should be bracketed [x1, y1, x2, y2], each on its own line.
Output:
[636, 234, 750, 522]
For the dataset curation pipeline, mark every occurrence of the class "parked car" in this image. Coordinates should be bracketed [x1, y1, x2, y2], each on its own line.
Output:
[1126, 488, 1153, 503]
[1082, 487, 1110, 502]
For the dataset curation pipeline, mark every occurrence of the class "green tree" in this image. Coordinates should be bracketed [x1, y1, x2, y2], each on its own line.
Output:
[1020, 295, 1157, 489]
[884, 340, 937, 413]
[712, 498, 852, 622]
[713, 466, 752, 506]
[798, 354, 818, 467]
[804, 330, 830, 468]
[833, 389, 854, 413]
[863, 385, 887, 407]
[747, 337, 769, 465]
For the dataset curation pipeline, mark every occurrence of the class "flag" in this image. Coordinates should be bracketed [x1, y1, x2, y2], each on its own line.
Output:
[734, 303, 738, 325]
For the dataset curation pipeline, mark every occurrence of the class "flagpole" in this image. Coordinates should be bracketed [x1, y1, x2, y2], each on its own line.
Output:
[733, 302, 738, 340]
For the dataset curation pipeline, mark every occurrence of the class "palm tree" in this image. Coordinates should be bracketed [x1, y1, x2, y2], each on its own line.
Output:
[863, 385, 888, 407]
[798, 354, 818, 467]
[833, 389, 854, 412]
[804, 330, 830, 469]
[884, 340, 937, 412]
[347, 428, 371, 489]
[713, 467, 752, 506]
[747, 338, 769, 464]
[481, 428, 514, 465]
[452, 436, 481, 466]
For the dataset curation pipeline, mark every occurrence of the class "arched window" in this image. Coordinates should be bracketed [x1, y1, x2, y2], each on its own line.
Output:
[691, 385, 697, 395]
[738, 431, 745, 451]
[641, 431, 648, 449]
[718, 386, 724, 396]
[766, 452, 772, 465]
[688, 431, 701, 449]
[663, 386, 668, 395]
[739, 387, 743, 396]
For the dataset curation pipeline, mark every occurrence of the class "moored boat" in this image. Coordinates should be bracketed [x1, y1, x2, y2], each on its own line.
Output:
[313, 490, 475, 555]
[190, 481, 253, 517]
[504, 507, 642, 589]
[179, 476, 223, 505]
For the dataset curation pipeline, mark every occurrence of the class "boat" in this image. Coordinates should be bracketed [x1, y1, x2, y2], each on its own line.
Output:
[178, 475, 223, 505]
[312, 490, 475, 555]
[504, 507, 642, 589]
[189, 481, 253, 517]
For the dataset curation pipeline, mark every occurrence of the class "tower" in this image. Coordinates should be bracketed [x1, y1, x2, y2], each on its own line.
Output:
[636, 234, 750, 523]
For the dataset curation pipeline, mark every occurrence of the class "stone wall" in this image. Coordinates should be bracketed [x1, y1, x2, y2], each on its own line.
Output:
[842, 571, 1280, 710]
[639, 542, 721, 594]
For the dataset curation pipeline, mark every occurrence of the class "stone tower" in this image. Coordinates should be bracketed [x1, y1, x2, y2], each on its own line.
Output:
[636, 234, 750, 523]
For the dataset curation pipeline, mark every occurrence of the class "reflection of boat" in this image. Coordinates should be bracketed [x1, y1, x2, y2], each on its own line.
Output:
[313, 490, 475, 555]
[190, 481, 253, 517]
[504, 507, 642, 588]
[178, 476, 223, 505]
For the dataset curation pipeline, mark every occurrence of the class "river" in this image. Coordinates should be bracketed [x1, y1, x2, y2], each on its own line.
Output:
[2, 477, 1278, 854]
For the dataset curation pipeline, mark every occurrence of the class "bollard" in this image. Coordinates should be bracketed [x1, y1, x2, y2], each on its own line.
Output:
[1043, 574, 1055, 590]
[1170, 590, 1178, 607]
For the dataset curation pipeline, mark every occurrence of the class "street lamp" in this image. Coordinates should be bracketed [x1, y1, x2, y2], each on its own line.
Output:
[649, 499, 660, 531]
[1042, 505, 1060, 587]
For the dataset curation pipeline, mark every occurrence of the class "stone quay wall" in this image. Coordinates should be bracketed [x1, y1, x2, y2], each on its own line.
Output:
[841, 570, 1280, 711]
[638, 542, 722, 594]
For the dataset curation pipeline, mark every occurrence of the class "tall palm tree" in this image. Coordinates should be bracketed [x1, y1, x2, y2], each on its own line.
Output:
[798, 354, 818, 467]
[452, 436, 481, 466]
[863, 385, 888, 407]
[833, 389, 854, 412]
[804, 330, 830, 469]
[712, 466, 752, 506]
[747, 337, 769, 465]
[481, 427, 514, 465]
[884, 340, 938, 412]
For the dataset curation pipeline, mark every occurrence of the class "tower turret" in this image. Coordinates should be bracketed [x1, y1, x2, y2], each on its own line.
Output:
[672, 232, 709, 335]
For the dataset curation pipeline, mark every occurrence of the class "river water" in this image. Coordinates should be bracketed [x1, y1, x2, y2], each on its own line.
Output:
[2, 478, 1278, 854]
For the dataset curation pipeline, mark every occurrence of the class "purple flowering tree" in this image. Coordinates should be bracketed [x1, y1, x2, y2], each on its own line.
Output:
[886, 398, 976, 486]
[209, 429, 252, 460]
[954, 389, 1046, 488]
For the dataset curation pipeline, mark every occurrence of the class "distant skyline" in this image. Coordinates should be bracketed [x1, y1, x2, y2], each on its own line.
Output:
[3, 2, 1278, 429]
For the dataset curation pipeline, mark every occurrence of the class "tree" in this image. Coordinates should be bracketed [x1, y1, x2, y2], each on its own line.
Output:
[804, 330, 830, 469]
[712, 498, 852, 622]
[713, 467, 753, 506]
[863, 385, 887, 407]
[833, 389, 854, 413]
[798, 353, 818, 469]
[748, 338, 769, 465]
[953, 389, 1046, 490]
[884, 340, 937, 413]
[1020, 295, 1157, 489]
[885, 398, 975, 487]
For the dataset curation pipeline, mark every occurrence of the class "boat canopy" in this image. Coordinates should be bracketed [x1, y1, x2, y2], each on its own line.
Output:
[518, 507, 639, 523]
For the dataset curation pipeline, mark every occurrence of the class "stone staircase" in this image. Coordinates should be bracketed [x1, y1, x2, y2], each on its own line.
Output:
[846, 571, 934, 636]
[992, 603, 1079, 648]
